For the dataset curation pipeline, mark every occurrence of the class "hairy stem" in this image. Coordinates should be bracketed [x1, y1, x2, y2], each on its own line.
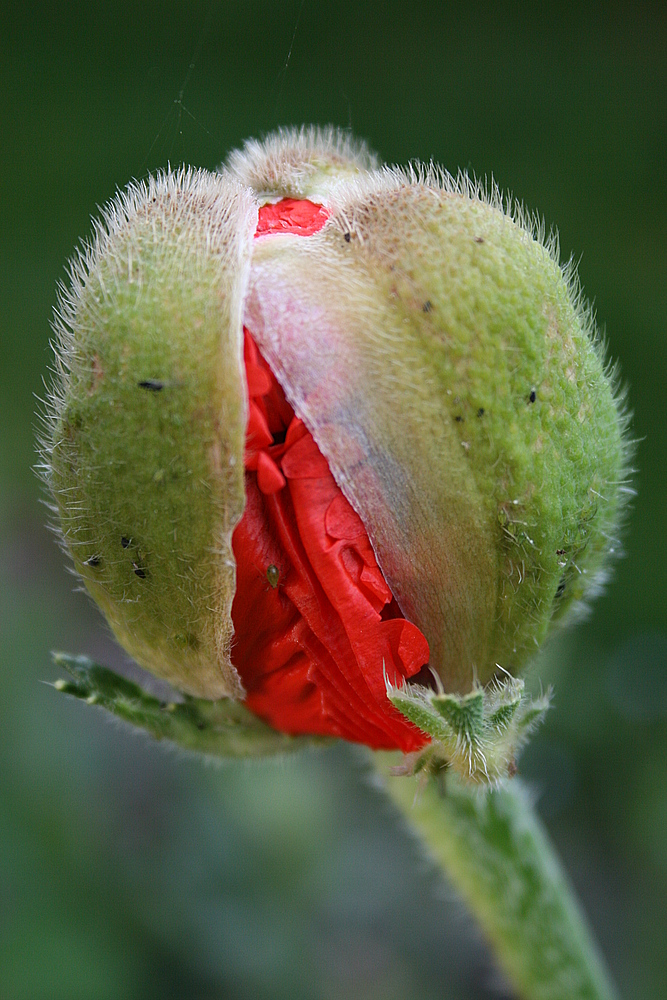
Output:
[374, 753, 619, 1000]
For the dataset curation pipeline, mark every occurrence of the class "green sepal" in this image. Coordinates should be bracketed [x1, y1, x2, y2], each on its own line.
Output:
[51, 653, 329, 759]
[388, 672, 550, 786]
[432, 688, 485, 738]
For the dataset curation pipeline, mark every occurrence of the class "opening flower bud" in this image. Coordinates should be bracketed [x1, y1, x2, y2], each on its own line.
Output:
[42, 129, 629, 759]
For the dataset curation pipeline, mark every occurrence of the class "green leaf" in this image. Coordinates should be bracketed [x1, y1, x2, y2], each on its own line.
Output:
[51, 653, 330, 759]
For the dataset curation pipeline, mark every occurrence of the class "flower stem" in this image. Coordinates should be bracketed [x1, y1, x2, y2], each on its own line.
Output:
[374, 753, 619, 1000]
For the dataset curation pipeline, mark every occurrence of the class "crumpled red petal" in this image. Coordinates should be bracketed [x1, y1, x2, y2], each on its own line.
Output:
[254, 198, 331, 238]
[230, 200, 430, 752]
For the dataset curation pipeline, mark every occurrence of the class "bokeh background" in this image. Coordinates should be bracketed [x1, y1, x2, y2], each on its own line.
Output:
[1, 2, 665, 997]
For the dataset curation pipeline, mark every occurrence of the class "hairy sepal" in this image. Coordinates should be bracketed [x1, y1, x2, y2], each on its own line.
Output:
[245, 167, 627, 693]
[387, 672, 551, 786]
[43, 169, 257, 698]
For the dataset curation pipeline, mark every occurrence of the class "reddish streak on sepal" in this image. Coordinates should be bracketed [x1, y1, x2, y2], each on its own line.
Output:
[231, 200, 429, 752]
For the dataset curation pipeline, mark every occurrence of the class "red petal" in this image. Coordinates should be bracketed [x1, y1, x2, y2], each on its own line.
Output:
[280, 432, 331, 479]
[230, 199, 429, 752]
[232, 341, 429, 751]
[325, 493, 367, 540]
[257, 451, 286, 495]
[245, 361, 273, 398]
[255, 199, 329, 238]
[246, 400, 273, 453]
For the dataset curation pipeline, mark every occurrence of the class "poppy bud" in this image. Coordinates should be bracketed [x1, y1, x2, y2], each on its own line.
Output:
[42, 129, 629, 775]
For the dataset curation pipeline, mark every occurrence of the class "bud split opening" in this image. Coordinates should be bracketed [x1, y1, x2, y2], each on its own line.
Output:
[41, 128, 630, 768]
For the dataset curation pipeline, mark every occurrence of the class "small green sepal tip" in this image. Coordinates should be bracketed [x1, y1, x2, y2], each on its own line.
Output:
[387, 670, 550, 785]
[51, 653, 328, 759]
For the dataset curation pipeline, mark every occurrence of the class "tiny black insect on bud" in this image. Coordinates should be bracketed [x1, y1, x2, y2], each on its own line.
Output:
[474, 236, 485, 244]
[422, 300, 433, 313]
[266, 564, 280, 589]
[84, 555, 101, 567]
[556, 548, 566, 555]
[455, 415, 464, 423]
[477, 407, 485, 417]
[121, 536, 131, 548]
[138, 380, 164, 391]
[133, 563, 147, 578]
[344, 232, 351, 242]
[529, 389, 537, 403]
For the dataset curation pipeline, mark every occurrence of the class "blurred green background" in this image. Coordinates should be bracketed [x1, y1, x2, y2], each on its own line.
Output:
[1, 2, 665, 997]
